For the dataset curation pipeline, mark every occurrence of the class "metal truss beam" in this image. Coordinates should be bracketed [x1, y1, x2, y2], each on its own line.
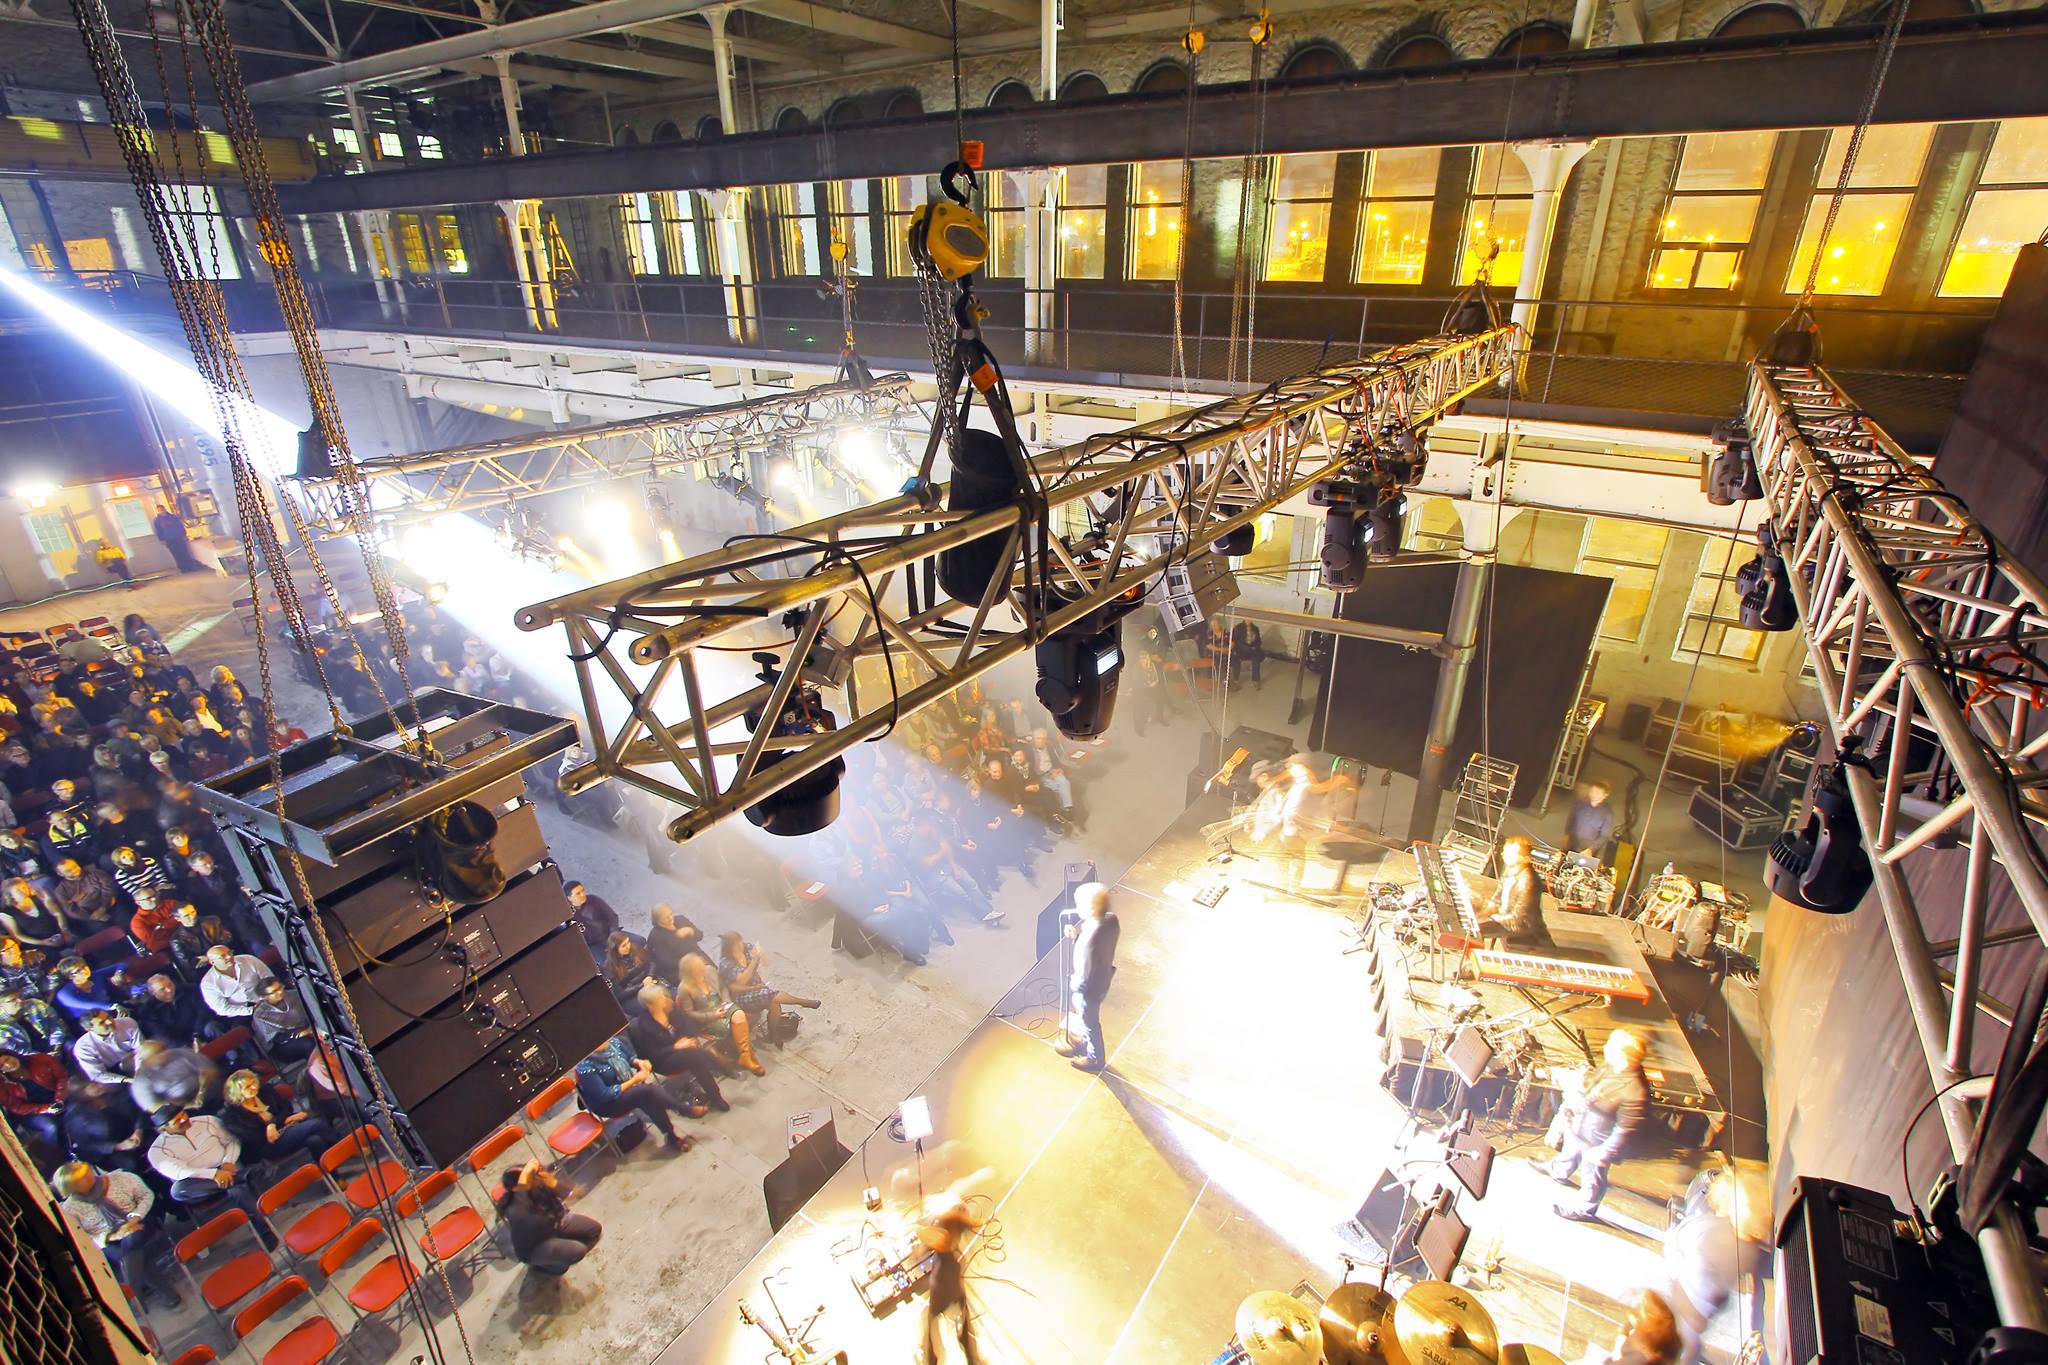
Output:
[293, 373, 918, 536]
[1747, 360, 2048, 1334]
[278, 12, 2048, 214]
[514, 327, 1516, 842]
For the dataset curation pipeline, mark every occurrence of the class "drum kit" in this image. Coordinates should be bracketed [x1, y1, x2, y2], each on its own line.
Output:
[1233, 1279, 1557, 1365]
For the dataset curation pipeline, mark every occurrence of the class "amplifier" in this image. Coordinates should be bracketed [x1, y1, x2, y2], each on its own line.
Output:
[1778, 1176, 1994, 1365]
[339, 865, 570, 1047]
[371, 927, 600, 1107]
[399, 975, 625, 1168]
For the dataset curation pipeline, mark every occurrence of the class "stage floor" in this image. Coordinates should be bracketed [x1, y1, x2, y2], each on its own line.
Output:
[658, 801, 1743, 1363]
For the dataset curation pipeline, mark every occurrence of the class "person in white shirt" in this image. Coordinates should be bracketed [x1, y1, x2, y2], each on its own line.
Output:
[52, 1161, 180, 1309]
[147, 1107, 277, 1245]
[199, 945, 272, 1019]
[70, 1011, 141, 1087]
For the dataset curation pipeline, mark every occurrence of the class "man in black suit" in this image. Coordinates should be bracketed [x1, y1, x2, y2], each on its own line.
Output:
[1054, 883, 1119, 1073]
[1550, 1028, 1650, 1221]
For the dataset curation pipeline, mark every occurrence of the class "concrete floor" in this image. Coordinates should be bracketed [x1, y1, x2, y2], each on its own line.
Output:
[10, 569, 1776, 1364]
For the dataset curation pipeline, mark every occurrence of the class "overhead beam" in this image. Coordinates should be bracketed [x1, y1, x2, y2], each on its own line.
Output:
[446, 58, 665, 97]
[741, 0, 953, 54]
[629, 16, 820, 64]
[278, 13, 2048, 212]
[957, 0, 1040, 23]
[538, 37, 712, 79]
[244, 0, 728, 100]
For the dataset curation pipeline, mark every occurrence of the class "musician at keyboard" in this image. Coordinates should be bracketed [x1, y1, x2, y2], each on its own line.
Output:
[1476, 836, 1554, 951]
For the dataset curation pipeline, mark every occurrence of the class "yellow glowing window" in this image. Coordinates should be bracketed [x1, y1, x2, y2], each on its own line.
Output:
[1648, 132, 1777, 291]
[1815, 122, 1934, 189]
[395, 214, 431, 274]
[826, 180, 873, 277]
[658, 191, 705, 275]
[64, 238, 114, 272]
[1784, 193, 1911, 296]
[881, 175, 932, 277]
[1672, 131, 1776, 192]
[1355, 148, 1440, 285]
[1264, 153, 1336, 283]
[1578, 520, 1669, 644]
[766, 184, 822, 277]
[983, 170, 1029, 279]
[1127, 161, 1185, 281]
[619, 193, 659, 274]
[1459, 146, 1531, 285]
[16, 117, 64, 141]
[1938, 119, 2048, 298]
[1057, 165, 1107, 280]
[433, 214, 467, 274]
[1676, 540, 1764, 664]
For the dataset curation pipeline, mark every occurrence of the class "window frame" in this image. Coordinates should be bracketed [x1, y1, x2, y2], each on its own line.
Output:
[1124, 161, 1186, 281]
[1576, 519, 1670, 645]
[149, 184, 242, 279]
[1782, 122, 1936, 296]
[1056, 165, 1109, 280]
[1646, 131, 1778, 291]
[764, 183, 824, 278]
[27, 512, 74, 556]
[1263, 153, 1338, 284]
[1673, 538, 1766, 665]
[1939, 117, 2048, 299]
[1457, 145, 1533, 286]
[824, 180, 875, 277]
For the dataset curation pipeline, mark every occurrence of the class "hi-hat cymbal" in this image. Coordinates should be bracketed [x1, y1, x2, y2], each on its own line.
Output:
[1500, 1346, 1564, 1365]
[1320, 1283, 1398, 1365]
[1392, 1281, 1500, 1365]
[1236, 1291, 1325, 1365]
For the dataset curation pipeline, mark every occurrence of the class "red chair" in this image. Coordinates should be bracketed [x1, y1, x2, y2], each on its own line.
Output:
[257, 946, 286, 974]
[462, 1124, 537, 1206]
[168, 1348, 217, 1365]
[258, 1164, 351, 1265]
[233, 1275, 342, 1365]
[398, 1171, 489, 1273]
[202, 1025, 278, 1077]
[73, 926, 135, 965]
[116, 951, 170, 983]
[174, 1209, 274, 1319]
[523, 1075, 615, 1173]
[320, 1125, 411, 1212]
[319, 1217, 422, 1321]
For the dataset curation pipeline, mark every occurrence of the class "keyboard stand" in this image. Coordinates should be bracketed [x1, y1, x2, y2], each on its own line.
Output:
[1485, 984, 1599, 1063]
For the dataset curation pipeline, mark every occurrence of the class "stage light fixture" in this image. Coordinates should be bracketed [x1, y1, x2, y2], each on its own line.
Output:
[768, 453, 799, 492]
[1032, 580, 1144, 741]
[836, 428, 881, 481]
[740, 651, 846, 837]
[1706, 422, 1763, 506]
[584, 497, 629, 536]
[1736, 526, 1797, 632]
[1768, 757, 1873, 912]
[1365, 490, 1407, 560]
[295, 423, 336, 480]
[712, 470, 770, 512]
[10, 481, 55, 508]
[1310, 479, 1371, 591]
[1214, 505, 1256, 558]
[898, 1095, 934, 1144]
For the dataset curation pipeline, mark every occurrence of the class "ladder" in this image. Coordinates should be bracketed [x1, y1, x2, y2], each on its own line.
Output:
[1445, 754, 1518, 875]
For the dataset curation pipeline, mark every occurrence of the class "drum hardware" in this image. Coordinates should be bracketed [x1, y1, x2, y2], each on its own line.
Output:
[1235, 1290, 1325, 1365]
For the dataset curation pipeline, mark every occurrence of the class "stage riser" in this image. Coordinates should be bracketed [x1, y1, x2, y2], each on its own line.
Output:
[1381, 1055, 1725, 1150]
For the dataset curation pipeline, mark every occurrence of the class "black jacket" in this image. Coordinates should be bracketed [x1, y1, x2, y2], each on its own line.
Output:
[1074, 912, 1121, 1001]
[1574, 1063, 1650, 1160]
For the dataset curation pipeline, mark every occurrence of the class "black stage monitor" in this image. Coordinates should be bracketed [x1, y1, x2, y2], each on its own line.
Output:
[1415, 1192, 1470, 1284]
[1448, 1132, 1495, 1201]
[762, 1116, 853, 1232]
[1447, 1026, 1495, 1088]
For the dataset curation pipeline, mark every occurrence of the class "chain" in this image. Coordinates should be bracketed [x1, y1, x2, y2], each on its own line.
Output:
[1226, 34, 1271, 387]
[1168, 18, 1201, 397]
[1800, 0, 1913, 303]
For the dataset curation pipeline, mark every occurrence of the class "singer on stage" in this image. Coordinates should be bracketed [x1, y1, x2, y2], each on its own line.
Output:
[1055, 883, 1119, 1073]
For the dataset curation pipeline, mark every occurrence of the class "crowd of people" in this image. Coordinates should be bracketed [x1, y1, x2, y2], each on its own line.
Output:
[0, 610, 366, 1313]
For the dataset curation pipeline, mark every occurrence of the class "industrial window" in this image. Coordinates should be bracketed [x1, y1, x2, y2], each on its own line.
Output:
[984, 169, 1029, 279]
[1458, 146, 1531, 285]
[1265, 154, 1336, 282]
[332, 127, 359, 154]
[393, 214, 431, 274]
[27, 512, 73, 556]
[825, 181, 874, 276]
[64, 238, 114, 272]
[1577, 520, 1669, 644]
[333, 213, 360, 273]
[149, 185, 241, 278]
[1406, 498, 1463, 553]
[107, 499, 152, 540]
[620, 193, 662, 274]
[377, 131, 404, 159]
[1358, 148, 1440, 285]
[1675, 539, 1764, 664]
[1940, 117, 2048, 298]
[1783, 122, 1934, 296]
[1648, 131, 1775, 290]
[1127, 161, 1184, 280]
[766, 184, 822, 276]
[417, 135, 444, 160]
[1057, 165, 1108, 279]
[433, 214, 467, 273]
[658, 191, 706, 275]
[882, 175, 932, 277]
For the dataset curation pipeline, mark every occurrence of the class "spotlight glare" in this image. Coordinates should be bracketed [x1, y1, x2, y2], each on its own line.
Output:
[585, 497, 629, 536]
[11, 481, 56, 507]
[658, 529, 681, 560]
[836, 428, 880, 478]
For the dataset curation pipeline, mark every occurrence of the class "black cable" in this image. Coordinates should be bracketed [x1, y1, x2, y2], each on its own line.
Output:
[1901, 1074, 1989, 1226]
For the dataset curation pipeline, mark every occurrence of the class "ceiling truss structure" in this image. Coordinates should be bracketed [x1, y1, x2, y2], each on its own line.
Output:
[292, 372, 918, 536]
[1747, 361, 2048, 1334]
[513, 326, 1516, 841]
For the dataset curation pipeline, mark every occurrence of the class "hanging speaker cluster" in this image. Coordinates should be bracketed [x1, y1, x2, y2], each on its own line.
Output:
[1735, 524, 1798, 632]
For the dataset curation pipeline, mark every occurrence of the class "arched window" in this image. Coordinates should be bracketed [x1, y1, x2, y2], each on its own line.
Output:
[695, 115, 723, 139]
[1059, 71, 1109, 101]
[650, 120, 682, 143]
[615, 126, 641, 146]
[1132, 60, 1189, 94]
[1278, 42, 1349, 80]
[1379, 33, 1457, 67]
[775, 106, 808, 133]
[1493, 22, 1570, 59]
[882, 90, 923, 119]
[824, 98, 863, 127]
[987, 79, 1035, 108]
[1713, 3, 1807, 35]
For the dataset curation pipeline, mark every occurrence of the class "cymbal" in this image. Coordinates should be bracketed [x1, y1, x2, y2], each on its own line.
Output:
[1392, 1281, 1500, 1365]
[1500, 1346, 1564, 1365]
[1320, 1283, 1397, 1365]
[1236, 1291, 1325, 1365]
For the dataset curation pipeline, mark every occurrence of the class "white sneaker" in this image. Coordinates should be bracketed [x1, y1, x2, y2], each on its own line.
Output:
[982, 909, 1005, 924]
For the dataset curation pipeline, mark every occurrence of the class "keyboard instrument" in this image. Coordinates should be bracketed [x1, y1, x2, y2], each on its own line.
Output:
[1411, 842, 1481, 949]
[1466, 949, 1651, 1003]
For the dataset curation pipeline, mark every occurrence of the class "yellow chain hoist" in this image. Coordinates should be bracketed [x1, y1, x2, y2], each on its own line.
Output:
[908, 150, 990, 282]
